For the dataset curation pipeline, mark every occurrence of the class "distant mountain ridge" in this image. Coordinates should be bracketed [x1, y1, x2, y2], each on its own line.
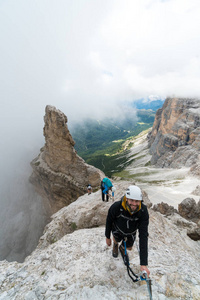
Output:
[132, 97, 165, 111]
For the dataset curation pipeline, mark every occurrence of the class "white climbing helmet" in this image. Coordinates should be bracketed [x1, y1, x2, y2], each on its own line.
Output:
[126, 185, 143, 201]
[112, 186, 116, 192]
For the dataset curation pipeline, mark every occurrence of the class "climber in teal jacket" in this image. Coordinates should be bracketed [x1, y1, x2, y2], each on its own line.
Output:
[101, 177, 113, 202]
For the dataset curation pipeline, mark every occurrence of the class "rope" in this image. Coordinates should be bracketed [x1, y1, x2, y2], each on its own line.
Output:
[123, 238, 139, 282]
[122, 239, 153, 299]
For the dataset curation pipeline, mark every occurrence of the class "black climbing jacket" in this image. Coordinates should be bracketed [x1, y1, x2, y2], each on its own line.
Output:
[105, 196, 149, 266]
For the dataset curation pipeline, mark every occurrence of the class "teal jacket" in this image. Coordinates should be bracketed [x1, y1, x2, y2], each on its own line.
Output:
[102, 178, 113, 194]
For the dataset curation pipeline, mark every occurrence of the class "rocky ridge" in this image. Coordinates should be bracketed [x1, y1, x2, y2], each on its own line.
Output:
[0, 182, 200, 300]
[30, 105, 104, 216]
[1, 101, 200, 299]
[148, 98, 200, 174]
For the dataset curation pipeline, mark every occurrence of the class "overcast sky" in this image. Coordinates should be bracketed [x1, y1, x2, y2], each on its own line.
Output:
[1, 0, 200, 259]
[1, 0, 200, 171]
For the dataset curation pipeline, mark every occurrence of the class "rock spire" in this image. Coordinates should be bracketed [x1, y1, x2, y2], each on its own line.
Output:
[30, 105, 104, 216]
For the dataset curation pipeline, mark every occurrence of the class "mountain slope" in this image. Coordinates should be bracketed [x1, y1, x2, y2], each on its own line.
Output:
[70, 110, 155, 176]
[133, 98, 165, 111]
[0, 185, 200, 299]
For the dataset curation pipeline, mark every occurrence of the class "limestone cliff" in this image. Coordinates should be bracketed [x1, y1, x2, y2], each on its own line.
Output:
[30, 105, 104, 216]
[148, 98, 200, 173]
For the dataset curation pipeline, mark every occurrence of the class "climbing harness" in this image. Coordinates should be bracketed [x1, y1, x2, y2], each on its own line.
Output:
[121, 238, 153, 300]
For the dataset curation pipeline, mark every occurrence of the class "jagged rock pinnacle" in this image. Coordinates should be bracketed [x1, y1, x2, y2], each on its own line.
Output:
[30, 105, 104, 216]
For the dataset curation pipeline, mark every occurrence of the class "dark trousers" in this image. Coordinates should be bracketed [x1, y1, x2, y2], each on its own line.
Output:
[101, 184, 109, 202]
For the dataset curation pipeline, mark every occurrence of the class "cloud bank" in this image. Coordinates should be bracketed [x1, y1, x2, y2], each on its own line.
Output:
[0, 0, 200, 260]
[1, 0, 200, 124]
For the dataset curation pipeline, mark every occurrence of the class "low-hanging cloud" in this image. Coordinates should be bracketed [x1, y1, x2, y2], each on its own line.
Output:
[1, 0, 200, 124]
[0, 0, 200, 261]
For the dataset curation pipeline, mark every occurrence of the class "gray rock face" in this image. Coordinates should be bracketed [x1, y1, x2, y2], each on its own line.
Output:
[30, 105, 104, 216]
[153, 199, 200, 241]
[187, 226, 200, 241]
[1, 187, 200, 299]
[38, 180, 151, 249]
[178, 197, 200, 223]
[192, 185, 200, 196]
[152, 202, 178, 216]
[148, 98, 200, 172]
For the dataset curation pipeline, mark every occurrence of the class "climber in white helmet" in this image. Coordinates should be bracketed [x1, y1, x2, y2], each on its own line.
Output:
[105, 185, 150, 277]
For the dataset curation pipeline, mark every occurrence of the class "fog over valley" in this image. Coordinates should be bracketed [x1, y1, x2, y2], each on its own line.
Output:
[1, 0, 200, 262]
